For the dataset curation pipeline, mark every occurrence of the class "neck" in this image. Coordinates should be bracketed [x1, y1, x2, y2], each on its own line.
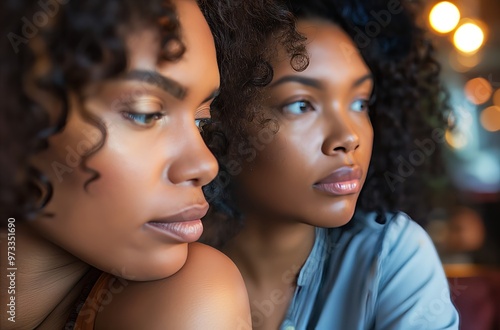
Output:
[0, 222, 91, 329]
[222, 213, 316, 330]
[223, 213, 316, 289]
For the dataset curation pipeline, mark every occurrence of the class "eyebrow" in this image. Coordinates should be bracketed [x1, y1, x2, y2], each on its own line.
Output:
[269, 76, 323, 89]
[353, 74, 373, 88]
[124, 70, 187, 100]
[269, 73, 373, 90]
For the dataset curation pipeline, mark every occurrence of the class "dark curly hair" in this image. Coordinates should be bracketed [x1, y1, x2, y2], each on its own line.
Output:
[0, 0, 183, 224]
[0, 0, 306, 225]
[199, 0, 308, 156]
[200, 0, 451, 247]
[199, 0, 308, 223]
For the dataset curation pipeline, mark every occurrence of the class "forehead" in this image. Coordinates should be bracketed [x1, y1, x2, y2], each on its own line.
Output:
[124, 0, 219, 96]
[160, 0, 219, 83]
[272, 19, 370, 81]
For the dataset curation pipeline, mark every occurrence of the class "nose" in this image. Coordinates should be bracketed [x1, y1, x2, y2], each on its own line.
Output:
[321, 111, 360, 156]
[167, 124, 219, 187]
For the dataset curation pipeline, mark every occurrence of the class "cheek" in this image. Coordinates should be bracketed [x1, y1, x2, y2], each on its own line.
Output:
[238, 136, 311, 207]
[359, 119, 374, 168]
[37, 125, 159, 240]
[28, 102, 193, 279]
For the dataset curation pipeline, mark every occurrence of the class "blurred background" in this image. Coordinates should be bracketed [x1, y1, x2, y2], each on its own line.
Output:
[420, 1, 500, 328]
[418, 0, 500, 265]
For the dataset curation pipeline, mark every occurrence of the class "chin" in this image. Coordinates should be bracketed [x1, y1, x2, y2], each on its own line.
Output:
[330, 213, 355, 227]
[312, 200, 357, 228]
[110, 244, 190, 281]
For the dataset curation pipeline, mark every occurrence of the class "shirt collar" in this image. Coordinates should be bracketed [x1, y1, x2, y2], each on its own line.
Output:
[296, 227, 330, 287]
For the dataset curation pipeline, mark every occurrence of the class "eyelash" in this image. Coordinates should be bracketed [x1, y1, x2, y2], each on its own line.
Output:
[194, 105, 212, 131]
[121, 109, 212, 132]
[123, 111, 213, 131]
[121, 111, 165, 127]
[282, 99, 315, 115]
[282, 97, 372, 115]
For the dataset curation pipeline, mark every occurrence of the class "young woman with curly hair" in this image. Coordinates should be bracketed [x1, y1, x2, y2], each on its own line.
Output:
[200, 0, 460, 328]
[0, 0, 305, 329]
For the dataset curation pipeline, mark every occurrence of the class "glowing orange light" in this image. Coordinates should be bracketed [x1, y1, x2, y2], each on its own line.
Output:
[449, 51, 482, 73]
[456, 52, 482, 68]
[480, 106, 500, 132]
[493, 89, 500, 107]
[464, 77, 492, 105]
[445, 129, 468, 149]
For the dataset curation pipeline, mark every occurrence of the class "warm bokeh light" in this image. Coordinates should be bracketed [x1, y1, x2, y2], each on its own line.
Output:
[453, 22, 485, 53]
[464, 77, 492, 105]
[429, 2, 460, 33]
[456, 52, 482, 68]
[493, 89, 500, 107]
[448, 56, 470, 73]
[449, 51, 482, 72]
[445, 129, 468, 149]
[480, 106, 500, 132]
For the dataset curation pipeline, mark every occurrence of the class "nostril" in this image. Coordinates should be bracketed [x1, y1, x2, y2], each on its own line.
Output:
[333, 146, 347, 152]
[333, 142, 359, 153]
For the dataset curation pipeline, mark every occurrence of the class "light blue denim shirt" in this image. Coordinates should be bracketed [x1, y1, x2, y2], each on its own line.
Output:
[280, 212, 459, 330]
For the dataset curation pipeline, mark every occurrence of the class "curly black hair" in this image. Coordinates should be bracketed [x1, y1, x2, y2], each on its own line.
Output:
[199, 0, 307, 150]
[200, 0, 451, 247]
[0, 0, 183, 224]
[0, 0, 306, 225]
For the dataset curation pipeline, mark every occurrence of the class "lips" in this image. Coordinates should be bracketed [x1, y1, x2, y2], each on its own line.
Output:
[146, 204, 209, 243]
[313, 166, 363, 195]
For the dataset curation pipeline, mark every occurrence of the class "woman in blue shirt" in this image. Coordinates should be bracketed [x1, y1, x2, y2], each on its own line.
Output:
[201, 0, 459, 329]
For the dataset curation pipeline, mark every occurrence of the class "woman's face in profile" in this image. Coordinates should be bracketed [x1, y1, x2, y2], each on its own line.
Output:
[30, 0, 219, 280]
[236, 19, 374, 227]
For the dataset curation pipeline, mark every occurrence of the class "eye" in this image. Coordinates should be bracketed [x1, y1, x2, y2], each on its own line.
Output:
[122, 112, 165, 127]
[282, 100, 314, 115]
[195, 106, 212, 131]
[195, 117, 211, 131]
[351, 99, 370, 112]
[120, 97, 165, 127]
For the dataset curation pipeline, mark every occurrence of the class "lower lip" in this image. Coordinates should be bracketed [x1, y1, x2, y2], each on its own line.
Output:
[146, 220, 203, 243]
[313, 180, 361, 195]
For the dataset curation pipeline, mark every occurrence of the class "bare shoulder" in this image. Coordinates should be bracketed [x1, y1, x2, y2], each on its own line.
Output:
[95, 243, 251, 330]
[147, 243, 252, 329]
[183, 241, 242, 273]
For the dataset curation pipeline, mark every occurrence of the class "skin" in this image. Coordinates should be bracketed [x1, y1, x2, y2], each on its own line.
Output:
[30, 0, 220, 282]
[223, 19, 374, 330]
[0, 1, 251, 329]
